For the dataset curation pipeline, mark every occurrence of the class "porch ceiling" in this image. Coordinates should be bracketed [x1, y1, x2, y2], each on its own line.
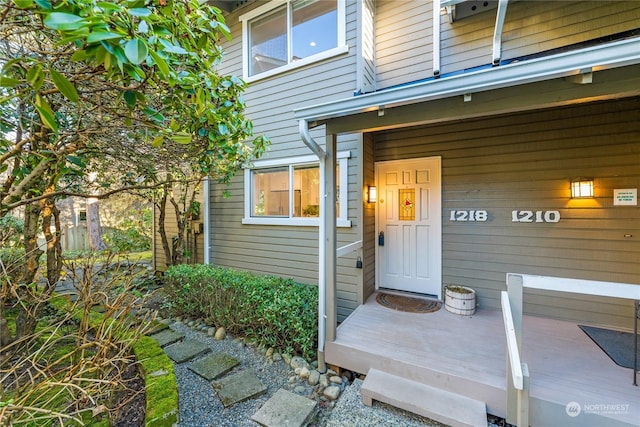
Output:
[293, 38, 640, 134]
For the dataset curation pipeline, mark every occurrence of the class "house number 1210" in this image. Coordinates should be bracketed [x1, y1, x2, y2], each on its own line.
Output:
[511, 210, 560, 223]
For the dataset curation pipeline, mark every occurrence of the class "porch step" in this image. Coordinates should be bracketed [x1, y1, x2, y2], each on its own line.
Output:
[361, 368, 487, 427]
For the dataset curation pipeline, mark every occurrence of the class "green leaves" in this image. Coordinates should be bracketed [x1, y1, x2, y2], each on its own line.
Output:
[34, 94, 57, 132]
[124, 39, 148, 64]
[43, 12, 85, 31]
[86, 32, 124, 44]
[49, 68, 79, 102]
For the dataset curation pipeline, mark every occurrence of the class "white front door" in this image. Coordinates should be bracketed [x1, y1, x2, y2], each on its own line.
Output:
[376, 157, 442, 297]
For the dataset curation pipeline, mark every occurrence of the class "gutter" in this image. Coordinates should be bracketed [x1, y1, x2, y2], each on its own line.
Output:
[294, 37, 640, 122]
[298, 119, 328, 373]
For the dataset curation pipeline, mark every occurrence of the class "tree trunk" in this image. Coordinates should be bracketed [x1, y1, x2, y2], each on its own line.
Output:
[14, 203, 43, 340]
[87, 197, 106, 251]
[157, 187, 173, 269]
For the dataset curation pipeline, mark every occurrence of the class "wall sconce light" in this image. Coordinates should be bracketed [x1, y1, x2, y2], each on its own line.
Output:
[570, 178, 594, 198]
[368, 186, 377, 203]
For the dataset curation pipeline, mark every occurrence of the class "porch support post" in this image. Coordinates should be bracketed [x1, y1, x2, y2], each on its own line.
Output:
[325, 132, 338, 344]
[506, 273, 524, 426]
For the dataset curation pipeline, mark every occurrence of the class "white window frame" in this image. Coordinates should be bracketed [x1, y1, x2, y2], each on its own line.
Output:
[239, 0, 348, 82]
[243, 151, 351, 227]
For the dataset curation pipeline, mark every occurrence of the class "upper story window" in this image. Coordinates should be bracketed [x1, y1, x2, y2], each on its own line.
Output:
[240, 0, 348, 81]
[243, 152, 351, 227]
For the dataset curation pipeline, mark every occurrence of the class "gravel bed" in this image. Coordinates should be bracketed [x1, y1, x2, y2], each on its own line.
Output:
[170, 322, 293, 427]
[168, 321, 508, 427]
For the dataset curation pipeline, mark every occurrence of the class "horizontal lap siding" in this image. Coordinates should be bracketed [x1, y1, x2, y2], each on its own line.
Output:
[376, 0, 433, 89]
[374, 98, 640, 328]
[209, 2, 362, 318]
[441, 1, 640, 75]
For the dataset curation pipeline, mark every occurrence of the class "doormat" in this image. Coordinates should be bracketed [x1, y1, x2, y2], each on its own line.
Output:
[376, 292, 441, 313]
[579, 325, 640, 369]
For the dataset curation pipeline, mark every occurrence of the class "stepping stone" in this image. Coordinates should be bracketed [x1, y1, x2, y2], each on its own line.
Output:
[164, 339, 210, 363]
[252, 389, 317, 427]
[188, 352, 240, 381]
[145, 321, 170, 336]
[150, 329, 185, 347]
[213, 370, 267, 407]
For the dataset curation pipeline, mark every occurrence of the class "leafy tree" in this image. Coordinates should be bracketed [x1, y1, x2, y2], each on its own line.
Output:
[0, 0, 268, 341]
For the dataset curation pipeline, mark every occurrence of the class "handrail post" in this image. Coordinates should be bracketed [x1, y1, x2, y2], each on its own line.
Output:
[506, 273, 524, 425]
[518, 363, 530, 427]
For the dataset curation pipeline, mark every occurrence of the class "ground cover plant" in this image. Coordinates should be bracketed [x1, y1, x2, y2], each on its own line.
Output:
[0, 254, 155, 426]
[163, 264, 318, 360]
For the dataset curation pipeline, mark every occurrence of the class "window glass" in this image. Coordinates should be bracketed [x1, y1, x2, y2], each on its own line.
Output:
[294, 165, 320, 217]
[292, 0, 337, 62]
[244, 154, 351, 226]
[252, 167, 289, 217]
[250, 5, 287, 76]
[247, 0, 338, 77]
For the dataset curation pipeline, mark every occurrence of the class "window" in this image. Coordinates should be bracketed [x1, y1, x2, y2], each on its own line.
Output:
[240, 0, 348, 81]
[243, 152, 351, 227]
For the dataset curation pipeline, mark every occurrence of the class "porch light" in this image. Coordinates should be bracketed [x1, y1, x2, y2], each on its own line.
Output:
[570, 178, 594, 198]
[368, 186, 377, 203]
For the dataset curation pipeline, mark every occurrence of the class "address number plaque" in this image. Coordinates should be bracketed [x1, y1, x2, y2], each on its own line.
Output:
[449, 210, 562, 223]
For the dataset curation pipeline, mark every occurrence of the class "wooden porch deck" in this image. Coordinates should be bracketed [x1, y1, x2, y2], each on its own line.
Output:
[326, 293, 640, 426]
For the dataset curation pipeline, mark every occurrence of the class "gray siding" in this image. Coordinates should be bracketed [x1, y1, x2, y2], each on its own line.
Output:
[375, 0, 433, 89]
[373, 98, 640, 328]
[208, 1, 363, 319]
[440, 1, 640, 75]
[374, 1, 640, 89]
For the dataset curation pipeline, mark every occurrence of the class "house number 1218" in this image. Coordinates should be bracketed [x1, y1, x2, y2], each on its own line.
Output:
[511, 210, 560, 223]
[449, 210, 488, 222]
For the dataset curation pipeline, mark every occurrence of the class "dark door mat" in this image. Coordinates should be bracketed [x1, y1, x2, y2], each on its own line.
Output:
[376, 292, 442, 313]
[579, 325, 640, 369]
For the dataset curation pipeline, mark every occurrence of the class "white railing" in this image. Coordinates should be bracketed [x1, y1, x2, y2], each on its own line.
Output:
[336, 239, 362, 258]
[504, 273, 640, 426]
[501, 291, 530, 426]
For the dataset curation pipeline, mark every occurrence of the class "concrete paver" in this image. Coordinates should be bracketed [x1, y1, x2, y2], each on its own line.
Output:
[188, 352, 239, 381]
[164, 339, 210, 363]
[213, 370, 267, 407]
[252, 388, 317, 427]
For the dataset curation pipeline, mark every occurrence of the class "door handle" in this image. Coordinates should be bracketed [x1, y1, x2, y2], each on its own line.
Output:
[378, 231, 384, 246]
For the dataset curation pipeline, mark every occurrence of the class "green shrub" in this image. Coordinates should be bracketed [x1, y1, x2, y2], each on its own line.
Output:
[163, 264, 318, 359]
[0, 214, 24, 247]
[104, 228, 151, 253]
[0, 247, 26, 283]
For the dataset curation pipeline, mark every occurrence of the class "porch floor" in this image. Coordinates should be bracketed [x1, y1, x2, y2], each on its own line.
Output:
[326, 292, 640, 426]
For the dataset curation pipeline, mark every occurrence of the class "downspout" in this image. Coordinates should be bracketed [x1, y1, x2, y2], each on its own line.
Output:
[299, 119, 328, 373]
[433, 0, 441, 77]
[203, 176, 210, 265]
[492, 0, 509, 65]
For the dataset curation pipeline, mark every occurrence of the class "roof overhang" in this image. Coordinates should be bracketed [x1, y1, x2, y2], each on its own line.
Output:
[294, 38, 640, 127]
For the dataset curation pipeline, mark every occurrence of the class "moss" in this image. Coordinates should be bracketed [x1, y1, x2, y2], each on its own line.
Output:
[26, 295, 180, 426]
[134, 335, 179, 427]
[445, 285, 474, 294]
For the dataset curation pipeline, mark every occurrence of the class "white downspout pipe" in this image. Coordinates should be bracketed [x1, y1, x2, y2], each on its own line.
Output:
[299, 119, 328, 373]
[433, 0, 441, 77]
[203, 176, 210, 265]
[492, 0, 509, 65]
